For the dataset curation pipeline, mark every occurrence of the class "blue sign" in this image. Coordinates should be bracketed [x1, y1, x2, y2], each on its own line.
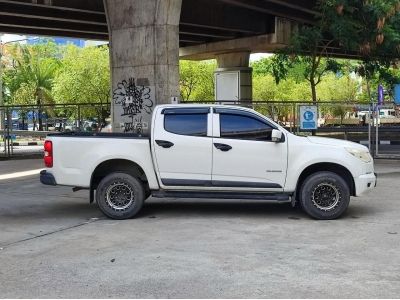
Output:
[300, 105, 318, 130]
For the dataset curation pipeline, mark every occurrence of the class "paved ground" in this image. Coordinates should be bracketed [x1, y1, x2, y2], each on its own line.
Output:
[0, 159, 399, 298]
[0, 158, 43, 175]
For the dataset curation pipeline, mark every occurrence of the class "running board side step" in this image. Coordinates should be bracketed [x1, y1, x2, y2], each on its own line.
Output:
[151, 191, 291, 201]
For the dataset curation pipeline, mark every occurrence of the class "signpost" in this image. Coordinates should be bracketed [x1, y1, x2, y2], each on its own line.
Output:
[299, 105, 318, 130]
[378, 84, 384, 105]
[394, 84, 400, 105]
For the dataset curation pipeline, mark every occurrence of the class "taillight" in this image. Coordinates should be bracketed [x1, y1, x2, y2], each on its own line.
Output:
[44, 140, 53, 168]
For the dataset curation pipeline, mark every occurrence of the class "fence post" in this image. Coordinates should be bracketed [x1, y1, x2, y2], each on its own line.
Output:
[1, 107, 4, 156]
[375, 107, 379, 156]
[368, 103, 372, 154]
[296, 104, 300, 135]
[292, 103, 296, 133]
[78, 105, 81, 131]
[6, 107, 10, 157]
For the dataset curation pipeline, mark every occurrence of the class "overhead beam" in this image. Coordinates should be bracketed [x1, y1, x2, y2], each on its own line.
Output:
[181, 0, 273, 36]
[216, 0, 316, 24]
[0, 0, 105, 15]
[262, 0, 318, 16]
[0, 14, 108, 35]
[46, 0, 104, 12]
[180, 33, 283, 60]
[0, 1, 106, 25]
[180, 22, 261, 35]
[180, 17, 297, 60]
[180, 25, 235, 39]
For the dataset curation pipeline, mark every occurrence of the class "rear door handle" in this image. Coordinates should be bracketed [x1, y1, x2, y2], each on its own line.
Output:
[156, 140, 174, 148]
[214, 143, 232, 152]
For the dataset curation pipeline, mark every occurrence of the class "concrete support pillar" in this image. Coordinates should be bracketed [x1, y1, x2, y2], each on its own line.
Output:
[104, 0, 182, 134]
[215, 51, 252, 102]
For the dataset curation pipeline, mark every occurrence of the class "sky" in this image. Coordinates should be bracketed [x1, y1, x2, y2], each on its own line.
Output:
[0, 34, 30, 44]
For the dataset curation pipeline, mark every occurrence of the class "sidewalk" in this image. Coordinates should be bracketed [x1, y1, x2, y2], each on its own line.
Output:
[374, 159, 400, 175]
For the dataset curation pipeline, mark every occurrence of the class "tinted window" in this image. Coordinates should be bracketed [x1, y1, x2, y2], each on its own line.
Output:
[220, 114, 273, 141]
[164, 114, 207, 136]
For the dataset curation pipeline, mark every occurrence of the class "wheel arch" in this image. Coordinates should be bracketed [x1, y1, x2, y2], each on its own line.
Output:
[296, 162, 355, 198]
[90, 159, 150, 202]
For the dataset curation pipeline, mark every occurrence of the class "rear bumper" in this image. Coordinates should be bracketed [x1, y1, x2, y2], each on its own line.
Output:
[354, 172, 377, 196]
[40, 170, 57, 186]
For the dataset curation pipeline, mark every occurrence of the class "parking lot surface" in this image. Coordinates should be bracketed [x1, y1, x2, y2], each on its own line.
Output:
[0, 159, 399, 298]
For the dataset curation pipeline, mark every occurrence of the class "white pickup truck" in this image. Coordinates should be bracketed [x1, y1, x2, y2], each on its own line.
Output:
[40, 105, 376, 220]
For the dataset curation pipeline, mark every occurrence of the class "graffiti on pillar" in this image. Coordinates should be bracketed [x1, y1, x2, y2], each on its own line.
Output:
[113, 77, 154, 134]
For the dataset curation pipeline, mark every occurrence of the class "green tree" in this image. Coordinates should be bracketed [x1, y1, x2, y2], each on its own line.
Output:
[321, 0, 400, 101]
[179, 60, 216, 101]
[252, 57, 272, 76]
[53, 45, 110, 124]
[270, 0, 400, 104]
[12, 82, 36, 129]
[253, 74, 311, 121]
[6, 43, 59, 130]
[270, 38, 342, 104]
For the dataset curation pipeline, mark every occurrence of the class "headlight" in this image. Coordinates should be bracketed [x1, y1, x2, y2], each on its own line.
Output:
[345, 147, 372, 163]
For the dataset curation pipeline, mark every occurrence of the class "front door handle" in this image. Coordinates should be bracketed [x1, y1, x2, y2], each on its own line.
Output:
[156, 140, 174, 148]
[214, 143, 232, 152]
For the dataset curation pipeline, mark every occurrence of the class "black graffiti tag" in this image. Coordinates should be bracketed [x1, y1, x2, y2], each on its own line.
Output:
[124, 116, 144, 135]
[113, 78, 154, 133]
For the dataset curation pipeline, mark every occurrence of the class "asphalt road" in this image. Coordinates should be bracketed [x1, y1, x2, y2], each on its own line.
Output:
[0, 160, 399, 298]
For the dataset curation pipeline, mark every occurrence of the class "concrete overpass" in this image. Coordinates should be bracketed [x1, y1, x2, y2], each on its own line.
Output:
[0, 0, 317, 133]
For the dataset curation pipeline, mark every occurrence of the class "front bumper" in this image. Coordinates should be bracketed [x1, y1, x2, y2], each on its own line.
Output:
[354, 172, 377, 196]
[40, 170, 57, 186]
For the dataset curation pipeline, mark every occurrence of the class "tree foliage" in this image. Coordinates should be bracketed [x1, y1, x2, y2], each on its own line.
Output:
[179, 60, 216, 101]
[270, 0, 400, 103]
[52, 45, 110, 122]
[5, 42, 60, 129]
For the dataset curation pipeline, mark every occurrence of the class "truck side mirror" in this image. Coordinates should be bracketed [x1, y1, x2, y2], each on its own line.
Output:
[271, 129, 284, 143]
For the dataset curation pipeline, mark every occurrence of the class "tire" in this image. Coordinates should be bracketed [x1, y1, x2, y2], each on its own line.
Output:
[299, 171, 350, 220]
[96, 172, 145, 220]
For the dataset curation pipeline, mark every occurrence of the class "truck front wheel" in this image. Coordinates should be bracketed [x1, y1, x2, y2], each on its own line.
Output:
[96, 172, 145, 219]
[299, 171, 350, 220]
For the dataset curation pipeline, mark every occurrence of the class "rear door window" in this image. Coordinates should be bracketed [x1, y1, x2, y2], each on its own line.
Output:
[164, 113, 207, 136]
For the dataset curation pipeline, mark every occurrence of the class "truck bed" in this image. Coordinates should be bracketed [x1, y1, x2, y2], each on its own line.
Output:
[45, 132, 158, 189]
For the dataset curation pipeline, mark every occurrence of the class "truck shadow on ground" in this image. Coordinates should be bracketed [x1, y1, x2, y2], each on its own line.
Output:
[0, 198, 376, 221]
[138, 199, 376, 220]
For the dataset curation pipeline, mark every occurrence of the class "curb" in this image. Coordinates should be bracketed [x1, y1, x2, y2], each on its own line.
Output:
[357, 140, 400, 145]
[12, 142, 43, 146]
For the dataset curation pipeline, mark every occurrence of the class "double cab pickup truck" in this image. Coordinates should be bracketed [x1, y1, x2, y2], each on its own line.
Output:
[40, 105, 377, 220]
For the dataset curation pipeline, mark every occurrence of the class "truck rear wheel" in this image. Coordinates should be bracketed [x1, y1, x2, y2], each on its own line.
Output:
[299, 171, 350, 220]
[96, 172, 145, 219]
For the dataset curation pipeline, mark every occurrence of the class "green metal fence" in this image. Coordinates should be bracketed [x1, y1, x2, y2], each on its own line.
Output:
[1, 100, 399, 159]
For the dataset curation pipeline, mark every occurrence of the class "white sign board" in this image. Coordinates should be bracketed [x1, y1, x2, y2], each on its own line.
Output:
[299, 105, 318, 130]
[215, 71, 239, 102]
